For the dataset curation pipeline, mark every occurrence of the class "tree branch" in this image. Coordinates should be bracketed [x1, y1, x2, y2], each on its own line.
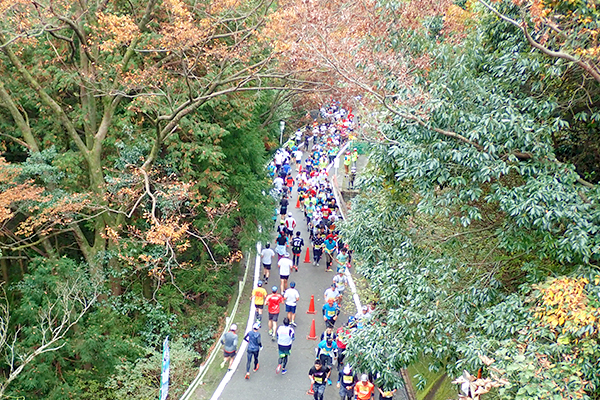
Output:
[477, 0, 600, 84]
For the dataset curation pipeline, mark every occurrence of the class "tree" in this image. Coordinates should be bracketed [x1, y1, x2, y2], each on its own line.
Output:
[0, 269, 98, 398]
[0, 0, 322, 277]
[0, 0, 319, 397]
[265, 0, 600, 397]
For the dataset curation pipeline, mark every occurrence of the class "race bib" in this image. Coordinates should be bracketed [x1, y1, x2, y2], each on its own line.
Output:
[314, 376, 323, 384]
[343, 375, 353, 384]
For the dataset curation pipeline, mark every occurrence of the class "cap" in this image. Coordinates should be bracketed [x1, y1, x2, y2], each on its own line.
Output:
[287, 212, 292, 216]
[230, 323, 237, 331]
[289, 281, 296, 288]
[252, 322, 260, 330]
[362, 305, 368, 312]
[272, 286, 278, 292]
[257, 280, 263, 287]
[284, 252, 290, 257]
[343, 364, 352, 374]
[361, 374, 368, 382]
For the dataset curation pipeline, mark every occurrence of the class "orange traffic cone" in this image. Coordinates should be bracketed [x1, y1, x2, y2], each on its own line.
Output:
[307, 318, 317, 340]
[304, 247, 311, 263]
[296, 197, 301, 208]
[307, 295, 316, 314]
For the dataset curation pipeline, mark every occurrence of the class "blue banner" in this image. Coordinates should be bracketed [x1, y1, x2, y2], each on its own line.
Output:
[159, 336, 170, 400]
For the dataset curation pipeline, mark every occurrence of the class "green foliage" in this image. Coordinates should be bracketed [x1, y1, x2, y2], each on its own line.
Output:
[342, 5, 600, 399]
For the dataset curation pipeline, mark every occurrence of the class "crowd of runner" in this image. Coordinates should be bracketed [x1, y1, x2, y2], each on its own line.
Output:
[223, 101, 398, 399]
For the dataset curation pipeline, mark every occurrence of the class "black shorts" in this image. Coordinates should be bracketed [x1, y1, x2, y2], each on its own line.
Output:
[269, 312, 279, 321]
[224, 350, 236, 358]
[280, 274, 289, 280]
[255, 304, 264, 309]
[263, 263, 271, 270]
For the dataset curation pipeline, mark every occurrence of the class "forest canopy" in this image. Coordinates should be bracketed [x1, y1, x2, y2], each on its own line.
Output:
[0, 0, 599, 398]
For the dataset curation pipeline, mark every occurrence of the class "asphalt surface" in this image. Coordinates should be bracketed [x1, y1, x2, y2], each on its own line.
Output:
[218, 154, 355, 400]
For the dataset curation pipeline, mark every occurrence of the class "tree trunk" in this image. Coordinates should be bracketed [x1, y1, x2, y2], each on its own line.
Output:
[0, 257, 8, 283]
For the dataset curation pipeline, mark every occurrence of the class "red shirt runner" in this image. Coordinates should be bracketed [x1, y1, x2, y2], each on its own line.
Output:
[266, 293, 284, 314]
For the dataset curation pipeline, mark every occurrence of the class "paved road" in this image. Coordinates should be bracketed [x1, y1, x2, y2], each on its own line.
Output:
[218, 155, 355, 400]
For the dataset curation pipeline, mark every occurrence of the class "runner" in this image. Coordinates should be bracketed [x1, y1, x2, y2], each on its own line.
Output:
[317, 337, 338, 375]
[283, 281, 300, 327]
[334, 247, 350, 273]
[313, 232, 325, 266]
[343, 151, 351, 175]
[275, 231, 288, 261]
[319, 324, 337, 342]
[280, 194, 289, 217]
[291, 231, 304, 270]
[351, 148, 358, 167]
[324, 283, 340, 303]
[285, 212, 297, 238]
[265, 286, 284, 339]
[275, 317, 295, 374]
[261, 243, 275, 282]
[337, 364, 357, 400]
[273, 174, 284, 194]
[355, 305, 372, 328]
[378, 386, 397, 400]
[243, 322, 262, 379]
[220, 324, 238, 371]
[308, 359, 331, 400]
[324, 234, 337, 272]
[332, 271, 348, 303]
[250, 280, 267, 327]
[355, 375, 375, 400]
[295, 148, 303, 169]
[278, 252, 293, 293]
[322, 297, 340, 328]
[295, 128, 303, 148]
[336, 319, 353, 367]
[285, 174, 295, 194]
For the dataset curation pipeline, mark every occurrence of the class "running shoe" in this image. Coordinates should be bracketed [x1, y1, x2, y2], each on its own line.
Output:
[268, 329, 273, 335]
[220, 361, 226, 369]
[290, 321, 297, 327]
[282, 369, 287, 375]
[327, 378, 332, 385]
[276, 364, 282, 374]
[245, 372, 250, 379]
[254, 363, 260, 372]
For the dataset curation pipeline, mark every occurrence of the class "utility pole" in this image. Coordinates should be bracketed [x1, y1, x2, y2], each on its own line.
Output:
[279, 120, 286, 145]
